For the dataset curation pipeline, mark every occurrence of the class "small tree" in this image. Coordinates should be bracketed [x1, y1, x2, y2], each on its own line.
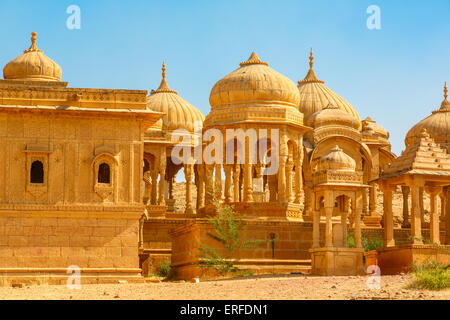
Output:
[197, 204, 262, 276]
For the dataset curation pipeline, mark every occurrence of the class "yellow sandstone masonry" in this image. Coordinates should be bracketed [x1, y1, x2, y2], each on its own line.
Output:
[0, 33, 163, 285]
[0, 32, 448, 284]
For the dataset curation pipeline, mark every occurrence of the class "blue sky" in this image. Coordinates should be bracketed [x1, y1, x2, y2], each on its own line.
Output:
[0, 0, 449, 155]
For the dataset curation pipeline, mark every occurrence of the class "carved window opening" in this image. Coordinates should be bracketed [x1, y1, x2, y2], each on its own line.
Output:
[30, 160, 44, 184]
[98, 163, 111, 184]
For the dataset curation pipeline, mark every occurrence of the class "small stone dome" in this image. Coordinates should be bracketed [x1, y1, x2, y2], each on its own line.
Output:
[297, 49, 360, 124]
[147, 63, 204, 134]
[3, 32, 62, 82]
[405, 83, 450, 148]
[307, 103, 360, 129]
[362, 117, 389, 138]
[209, 52, 300, 109]
[318, 146, 356, 172]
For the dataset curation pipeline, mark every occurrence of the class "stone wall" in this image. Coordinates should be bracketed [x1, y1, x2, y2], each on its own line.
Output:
[0, 213, 141, 285]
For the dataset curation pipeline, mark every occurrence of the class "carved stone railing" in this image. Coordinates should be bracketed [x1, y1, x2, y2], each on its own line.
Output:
[313, 170, 363, 185]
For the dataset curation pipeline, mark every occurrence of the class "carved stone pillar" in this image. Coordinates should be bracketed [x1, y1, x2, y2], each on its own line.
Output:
[214, 164, 222, 202]
[233, 164, 240, 202]
[205, 164, 215, 206]
[286, 162, 294, 203]
[427, 187, 441, 245]
[184, 163, 194, 214]
[419, 187, 425, 225]
[278, 156, 287, 203]
[224, 165, 233, 204]
[445, 187, 450, 245]
[341, 208, 348, 248]
[439, 191, 445, 222]
[362, 187, 368, 216]
[353, 191, 363, 249]
[369, 183, 378, 216]
[243, 163, 253, 202]
[138, 215, 145, 249]
[197, 165, 205, 209]
[312, 209, 320, 248]
[304, 186, 313, 217]
[410, 185, 423, 244]
[401, 186, 410, 228]
[295, 148, 304, 205]
[158, 154, 166, 206]
[168, 175, 174, 200]
[354, 206, 363, 249]
[268, 174, 277, 202]
[150, 169, 158, 205]
[325, 205, 333, 248]
[143, 171, 151, 205]
[381, 184, 395, 248]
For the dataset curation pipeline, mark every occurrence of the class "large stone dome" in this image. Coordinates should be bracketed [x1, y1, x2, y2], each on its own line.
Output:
[209, 52, 300, 110]
[405, 83, 450, 149]
[297, 49, 360, 123]
[147, 63, 204, 134]
[3, 32, 62, 82]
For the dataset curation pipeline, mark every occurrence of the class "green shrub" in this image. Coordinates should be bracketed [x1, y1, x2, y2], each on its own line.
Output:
[197, 203, 265, 276]
[409, 262, 450, 291]
[157, 260, 171, 278]
[347, 232, 383, 252]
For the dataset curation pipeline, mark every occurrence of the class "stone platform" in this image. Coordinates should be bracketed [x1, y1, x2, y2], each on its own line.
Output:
[169, 218, 316, 280]
[0, 268, 143, 286]
[376, 244, 450, 275]
[309, 247, 364, 276]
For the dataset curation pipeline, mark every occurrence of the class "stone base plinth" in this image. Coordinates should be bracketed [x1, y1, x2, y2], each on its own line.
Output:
[0, 211, 142, 286]
[376, 244, 450, 275]
[0, 268, 143, 287]
[169, 219, 315, 280]
[362, 215, 382, 228]
[165, 199, 176, 212]
[197, 202, 303, 220]
[309, 247, 364, 276]
[146, 205, 167, 217]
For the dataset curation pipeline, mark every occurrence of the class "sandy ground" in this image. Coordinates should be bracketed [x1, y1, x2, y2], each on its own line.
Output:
[0, 274, 448, 300]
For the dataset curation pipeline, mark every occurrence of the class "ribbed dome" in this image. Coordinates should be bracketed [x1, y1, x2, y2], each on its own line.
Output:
[405, 83, 450, 148]
[209, 52, 300, 109]
[147, 63, 204, 133]
[318, 146, 356, 172]
[297, 49, 360, 123]
[3, 32, 62, 82]
[307, 103, 360, 129]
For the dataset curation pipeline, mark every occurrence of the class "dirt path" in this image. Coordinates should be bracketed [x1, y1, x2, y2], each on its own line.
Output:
[0, 274, 448, 300]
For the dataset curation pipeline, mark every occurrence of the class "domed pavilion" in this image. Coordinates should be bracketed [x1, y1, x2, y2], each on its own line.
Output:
[200, 52, 309, 218]
[310, 146, 367, 275]
[143, 62, 205, 215]
[299, 50, 395, 229]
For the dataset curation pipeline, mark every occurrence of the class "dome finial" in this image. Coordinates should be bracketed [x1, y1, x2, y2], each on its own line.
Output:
[440, 81, 450, 110]
[24, 32, 42, 53]
[240, 52, 269, 67]
[444, 81, 448, 101]
[298, 48, 323, 84]
[162, 61, 166, 80]
[152, 61, 178, 95]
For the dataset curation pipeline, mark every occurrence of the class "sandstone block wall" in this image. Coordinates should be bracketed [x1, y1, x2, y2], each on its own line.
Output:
[0, 216, 139, 270]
